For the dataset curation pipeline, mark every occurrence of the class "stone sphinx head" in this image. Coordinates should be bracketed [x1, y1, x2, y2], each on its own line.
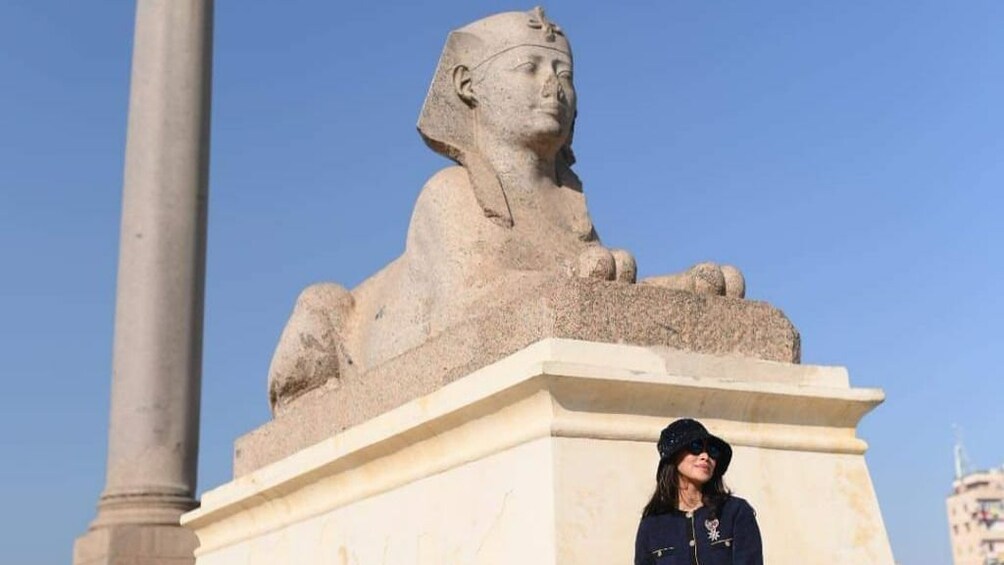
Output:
[418, 7, 579, 227]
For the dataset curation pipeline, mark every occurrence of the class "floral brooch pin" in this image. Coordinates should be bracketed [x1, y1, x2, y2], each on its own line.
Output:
[705, 518, 721, 541]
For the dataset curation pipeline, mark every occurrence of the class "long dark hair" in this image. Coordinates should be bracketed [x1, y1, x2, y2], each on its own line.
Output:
[642, 450, 731, 518]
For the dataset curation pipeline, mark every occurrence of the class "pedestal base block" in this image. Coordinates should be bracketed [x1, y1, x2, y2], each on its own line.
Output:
[183, 339, 895, 564]
[74, 524, 197, 565]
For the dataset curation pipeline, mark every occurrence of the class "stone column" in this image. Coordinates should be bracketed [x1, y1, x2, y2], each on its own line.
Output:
[75, 1, 213, 563]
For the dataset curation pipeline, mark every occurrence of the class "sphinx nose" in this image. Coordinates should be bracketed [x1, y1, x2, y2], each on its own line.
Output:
[540, 73, 565, 103]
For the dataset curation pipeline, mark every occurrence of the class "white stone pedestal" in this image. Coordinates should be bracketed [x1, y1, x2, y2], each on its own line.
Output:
[182, 339, 895, 564]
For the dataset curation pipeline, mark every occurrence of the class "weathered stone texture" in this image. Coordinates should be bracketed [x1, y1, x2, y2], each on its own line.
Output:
[237, 276, 798, 476]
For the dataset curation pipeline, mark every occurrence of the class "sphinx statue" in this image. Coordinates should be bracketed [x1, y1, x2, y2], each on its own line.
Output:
[266, 8, 796, 418]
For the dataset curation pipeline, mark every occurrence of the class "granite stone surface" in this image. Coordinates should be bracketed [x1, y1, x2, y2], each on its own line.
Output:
[266, 8, 763, 417]
[238, 277, 799, 476]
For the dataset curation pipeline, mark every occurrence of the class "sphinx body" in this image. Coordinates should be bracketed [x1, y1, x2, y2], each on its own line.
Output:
[267, 162, 642, 410]
[267, 8, 747, 412]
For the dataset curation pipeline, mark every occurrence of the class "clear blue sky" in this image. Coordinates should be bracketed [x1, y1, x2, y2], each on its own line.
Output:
[1, 2, 1001, 564]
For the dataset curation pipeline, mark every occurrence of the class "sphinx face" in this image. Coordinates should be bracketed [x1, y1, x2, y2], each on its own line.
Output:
[472, 45, 576, 156]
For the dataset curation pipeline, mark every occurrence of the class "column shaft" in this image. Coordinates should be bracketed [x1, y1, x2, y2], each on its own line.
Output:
[95, 0, 213, 528]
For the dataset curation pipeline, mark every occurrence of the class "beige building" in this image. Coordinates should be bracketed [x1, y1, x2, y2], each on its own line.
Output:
[948, 465, 1004, 565]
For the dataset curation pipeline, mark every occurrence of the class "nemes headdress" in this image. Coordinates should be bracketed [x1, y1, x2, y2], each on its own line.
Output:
[418, 7, 577, 227]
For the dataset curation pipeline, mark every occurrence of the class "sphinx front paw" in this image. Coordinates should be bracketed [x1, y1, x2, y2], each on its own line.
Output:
[719, 264, 745, 298]
[571, 246, 637, 283]
[573, 246, 616, 280]
[610, 248, 637, 283]
[641, 263, 746, 298]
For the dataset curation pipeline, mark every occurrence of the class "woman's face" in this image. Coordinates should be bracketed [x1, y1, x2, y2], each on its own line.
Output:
[471, 45, 576, 155]
[676, 448, 717, 487]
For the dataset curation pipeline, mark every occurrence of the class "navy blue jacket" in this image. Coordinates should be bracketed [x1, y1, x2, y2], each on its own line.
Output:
[634, 496, 763, 565]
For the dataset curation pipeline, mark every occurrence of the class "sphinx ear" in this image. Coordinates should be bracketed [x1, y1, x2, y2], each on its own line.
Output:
[452, 65, 476, 107]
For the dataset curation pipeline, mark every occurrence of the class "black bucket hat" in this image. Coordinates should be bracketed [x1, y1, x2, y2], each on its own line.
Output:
[656, 418, 733, 478]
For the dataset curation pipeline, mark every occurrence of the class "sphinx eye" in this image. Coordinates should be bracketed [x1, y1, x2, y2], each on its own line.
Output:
[513, 60, 538, 73]
[557, 70, 573, 81]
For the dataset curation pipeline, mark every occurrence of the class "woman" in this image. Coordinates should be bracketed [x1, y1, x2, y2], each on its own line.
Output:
[635, 419, 763, 565]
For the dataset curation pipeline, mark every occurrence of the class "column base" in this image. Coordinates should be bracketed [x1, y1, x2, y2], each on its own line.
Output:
[74, 523, 197, 565]
[75, 490, 199, 564]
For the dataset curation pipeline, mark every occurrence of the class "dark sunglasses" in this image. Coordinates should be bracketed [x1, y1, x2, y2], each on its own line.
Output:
[686, 439, 722, 460]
